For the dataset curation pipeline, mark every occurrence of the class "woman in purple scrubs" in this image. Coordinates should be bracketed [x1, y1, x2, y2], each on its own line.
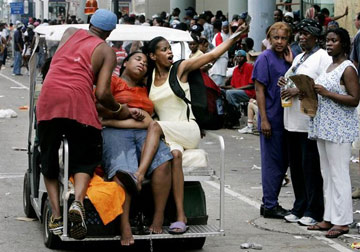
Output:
[253, 22, 292, 219]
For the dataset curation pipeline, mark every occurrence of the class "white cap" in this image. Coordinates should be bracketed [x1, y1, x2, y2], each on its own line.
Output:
[284, 12, 294, 19]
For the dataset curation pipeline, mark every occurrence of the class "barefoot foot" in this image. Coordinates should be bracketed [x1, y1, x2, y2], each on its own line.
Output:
[149, 214, 164, 234]
[120, 222, 134, 246]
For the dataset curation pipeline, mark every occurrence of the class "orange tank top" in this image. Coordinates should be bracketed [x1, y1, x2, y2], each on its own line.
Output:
[111, 76, 154, 115]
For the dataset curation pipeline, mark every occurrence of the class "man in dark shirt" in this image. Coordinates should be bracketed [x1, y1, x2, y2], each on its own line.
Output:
[12, 23, 24, 75]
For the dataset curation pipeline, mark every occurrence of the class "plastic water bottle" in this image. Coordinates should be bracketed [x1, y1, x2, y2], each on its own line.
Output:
[280, 78, 292, 108]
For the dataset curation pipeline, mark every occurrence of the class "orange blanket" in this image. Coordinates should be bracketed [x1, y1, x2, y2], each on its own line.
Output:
[70, 173, 125, 225]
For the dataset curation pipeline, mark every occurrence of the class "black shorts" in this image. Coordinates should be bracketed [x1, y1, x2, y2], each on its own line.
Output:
[38, 118, 102, 179]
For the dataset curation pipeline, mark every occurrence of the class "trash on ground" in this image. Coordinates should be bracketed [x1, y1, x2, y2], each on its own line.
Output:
[5, 192, 10, 196]
[344, 234, 360, 239]
[204, 141, 214, 145]
[351, 242, 360, 249]
[351, 156, 360, 163]
[286, 191, 292, 194]
[354, 210, 360, 214]
[18, 105, 29, 110]
[251, 165, 261, 170]
[15, 217, 36, 222]
[225, 184, 231, 189]
[250, 186, 262, 190]
[293, 236, 303, 239]
[0, 109, 17, 118]
[0, 95, 4, 98]
[12, 147, 27, 151]
[232, 135, 244, 140]
[240, 242, 262, 250]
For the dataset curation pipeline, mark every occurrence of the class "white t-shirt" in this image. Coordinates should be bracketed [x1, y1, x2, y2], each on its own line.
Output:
[283, 48, 332, 132]
[209, 32, 230, 76]
[226, 66, 236, 78]
[171, 41, 191, 62]
[1, 29, 8, 39]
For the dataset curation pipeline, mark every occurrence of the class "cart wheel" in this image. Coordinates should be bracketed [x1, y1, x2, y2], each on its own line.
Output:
[182, 237, 206, 250]
[23, 171, 36, 218]
[43, 199, 61, 249]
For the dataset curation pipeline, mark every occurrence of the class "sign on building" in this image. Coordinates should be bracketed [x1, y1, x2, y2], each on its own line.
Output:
[10, 2, 24, 15]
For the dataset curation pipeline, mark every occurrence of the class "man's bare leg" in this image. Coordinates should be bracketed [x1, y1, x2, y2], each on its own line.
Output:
[73, 173, 91, 206]
[150, 162, 171, 234]
[44, 177, 61, 218]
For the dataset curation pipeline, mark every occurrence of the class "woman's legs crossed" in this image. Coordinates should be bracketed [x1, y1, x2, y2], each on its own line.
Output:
[137, 121, 163, 187]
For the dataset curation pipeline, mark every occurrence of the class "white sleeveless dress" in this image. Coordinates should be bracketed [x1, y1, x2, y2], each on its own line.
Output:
[149, 68, 201, 152]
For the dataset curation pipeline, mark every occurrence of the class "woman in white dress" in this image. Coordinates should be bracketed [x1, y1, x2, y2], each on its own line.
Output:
[308, 28, 359, 238]
[136, 25, 248, 234]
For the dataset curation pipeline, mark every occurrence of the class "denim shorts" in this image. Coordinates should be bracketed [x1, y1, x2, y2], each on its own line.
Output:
[102, 128, 173, 180]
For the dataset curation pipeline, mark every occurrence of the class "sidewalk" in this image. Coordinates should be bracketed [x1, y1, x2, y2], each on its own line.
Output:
[204, 126, 360, 249]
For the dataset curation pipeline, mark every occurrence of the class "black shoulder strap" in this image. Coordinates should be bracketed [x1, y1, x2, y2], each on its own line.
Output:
[169, 60, 191, 121]
[146, 71, 153, 94]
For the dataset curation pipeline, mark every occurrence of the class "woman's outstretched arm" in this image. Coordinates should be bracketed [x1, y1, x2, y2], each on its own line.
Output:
[177, 25, 249, 81]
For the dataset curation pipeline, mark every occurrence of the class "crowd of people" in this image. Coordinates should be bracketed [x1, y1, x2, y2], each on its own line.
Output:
[6, 3, 360, 245]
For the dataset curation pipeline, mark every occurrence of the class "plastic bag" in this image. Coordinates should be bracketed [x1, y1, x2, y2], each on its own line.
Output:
[0, 109, 18, 118]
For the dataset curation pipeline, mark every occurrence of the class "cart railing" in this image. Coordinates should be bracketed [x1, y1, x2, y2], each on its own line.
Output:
[58, 131, 225, 241]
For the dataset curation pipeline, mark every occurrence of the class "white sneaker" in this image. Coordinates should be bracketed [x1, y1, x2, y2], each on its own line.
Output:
[284, 214, 300, 223]
[238, 126, 253, 134]
[298, 216, 316, 226]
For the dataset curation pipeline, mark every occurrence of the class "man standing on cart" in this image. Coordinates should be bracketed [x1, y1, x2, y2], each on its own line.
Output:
[36, 9, 142, 239]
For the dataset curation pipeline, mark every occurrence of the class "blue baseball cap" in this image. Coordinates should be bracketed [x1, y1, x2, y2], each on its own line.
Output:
[90, 9, 117, 31]
[222, 21, 229, 27]
[235, 49, 247, 57]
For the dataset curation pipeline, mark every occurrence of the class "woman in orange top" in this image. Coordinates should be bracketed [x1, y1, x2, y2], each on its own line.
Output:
[101, 51, 173, 246]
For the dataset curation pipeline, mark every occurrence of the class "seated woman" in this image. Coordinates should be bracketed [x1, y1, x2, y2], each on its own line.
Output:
[100, 51, 173, 246]
[137, 25, 248, 234]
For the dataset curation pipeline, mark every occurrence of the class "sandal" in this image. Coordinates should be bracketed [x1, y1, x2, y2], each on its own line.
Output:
[307, 223, 332, 231]
[168, 221, 189, 235]
[325, 228, 349, 238]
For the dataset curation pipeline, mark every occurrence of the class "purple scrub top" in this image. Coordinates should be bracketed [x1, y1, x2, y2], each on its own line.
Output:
[252, 49, 290, 131]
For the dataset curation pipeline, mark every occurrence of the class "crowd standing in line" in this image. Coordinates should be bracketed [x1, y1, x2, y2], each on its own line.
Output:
[5, 3, 360, 244]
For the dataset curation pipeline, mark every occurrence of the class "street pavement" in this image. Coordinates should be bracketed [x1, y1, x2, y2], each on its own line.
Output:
[1, 61, 360, 252]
